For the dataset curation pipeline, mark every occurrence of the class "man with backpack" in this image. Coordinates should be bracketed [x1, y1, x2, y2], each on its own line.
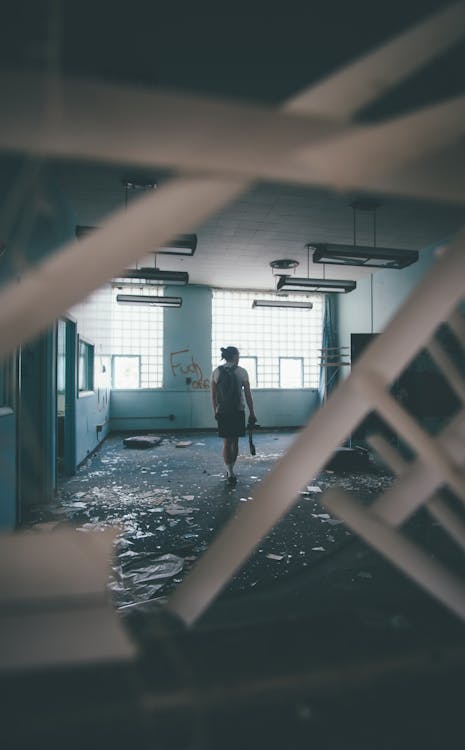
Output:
[211, 346, 256, 485]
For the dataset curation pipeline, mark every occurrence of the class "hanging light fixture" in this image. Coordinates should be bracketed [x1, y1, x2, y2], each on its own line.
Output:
[121, 268, 189, 285]
[311, 200, 418, 269]
[276, 277, 356, 294]
[252, 299, 313, 309]
[116, 294, 182, 308]
[158, 233, 197, 256]
[311, 242, 418, 269]
[76, 180, 197, 257]
[275, 244, 356, 294]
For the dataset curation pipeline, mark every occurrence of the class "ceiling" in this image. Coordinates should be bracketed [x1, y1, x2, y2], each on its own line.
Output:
[2, 0, 465, 292]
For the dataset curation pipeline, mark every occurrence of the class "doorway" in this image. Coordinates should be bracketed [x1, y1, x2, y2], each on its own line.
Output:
[56, 317, 76, 481]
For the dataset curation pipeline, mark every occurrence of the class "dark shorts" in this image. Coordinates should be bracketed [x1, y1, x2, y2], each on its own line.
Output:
[217, 410, 246, 438]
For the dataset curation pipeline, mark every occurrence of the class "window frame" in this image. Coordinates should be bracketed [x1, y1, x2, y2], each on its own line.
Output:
[77, 336, 95, 394]
[0, 355, 16, 413]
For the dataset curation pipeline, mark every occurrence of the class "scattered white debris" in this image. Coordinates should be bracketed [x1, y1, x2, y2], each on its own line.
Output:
[266, 553, 284, 561]
[165, 506, 198, 516]
[306, 485, 322, 493]
[312, 547, 325, 551]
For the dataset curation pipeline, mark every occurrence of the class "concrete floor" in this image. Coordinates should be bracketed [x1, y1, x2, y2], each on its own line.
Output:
[26, 429, 465, 634]
[16, 429, 465, 749]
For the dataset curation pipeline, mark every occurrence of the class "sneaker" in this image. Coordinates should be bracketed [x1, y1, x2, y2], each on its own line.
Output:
[226, 474, 237, 486]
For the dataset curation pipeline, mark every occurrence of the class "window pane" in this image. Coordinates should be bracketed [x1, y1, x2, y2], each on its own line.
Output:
[78, 340, 94, 391]
[280, 357, 303, 388]
[240, 357, 257, 388]
[113, 355, 140, 388]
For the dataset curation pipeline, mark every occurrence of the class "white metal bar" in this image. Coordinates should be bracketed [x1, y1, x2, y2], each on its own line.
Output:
[427, 338, 465, 403]
[372, 408, 465, 524]
[448, 309, 465, 347]
[322, 488, 465, 623]
[0, 72, 465, 203]
[286, 1, 465, 120]
[369, 433, 465, 552]
[367, 434, 409, 475]
[166, 380, 370, 625]
[354, 369, 465, 502]
[167, 229, 465, 625]
[0, 176, 245, 360]
[296, 94, 465, 193]
[373, 463, 441, 526]
[426, 495, 465, 552]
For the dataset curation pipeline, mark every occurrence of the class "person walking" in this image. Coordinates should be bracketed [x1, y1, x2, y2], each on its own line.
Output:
[211, 346, 256, 485]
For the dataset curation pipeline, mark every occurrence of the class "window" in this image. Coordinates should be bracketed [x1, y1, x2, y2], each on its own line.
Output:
[69, 284, 163, 388]
[240, 356, 257, 388]
[212, 290, 324, 388]
[280, 357, 303, 388]
[112, 355, 141, 389]
[78, 338, 94, 392]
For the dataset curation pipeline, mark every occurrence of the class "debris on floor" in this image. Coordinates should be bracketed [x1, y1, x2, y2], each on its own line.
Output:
[34, 430, 395, 608]
[110, 552, 184, 608]
[123, 435, 162, 449]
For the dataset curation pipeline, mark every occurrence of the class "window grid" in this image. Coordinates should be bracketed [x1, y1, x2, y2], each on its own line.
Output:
[69, 283, 163, 388]
[212, 290, 324, 388]
[78, 339, 94, 392]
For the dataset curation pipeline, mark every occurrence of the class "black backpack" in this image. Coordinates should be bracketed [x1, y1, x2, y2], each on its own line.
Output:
[216, 365, 241, 414]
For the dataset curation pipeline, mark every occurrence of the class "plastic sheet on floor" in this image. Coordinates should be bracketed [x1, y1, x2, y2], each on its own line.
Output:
[110, 553, 184, 609]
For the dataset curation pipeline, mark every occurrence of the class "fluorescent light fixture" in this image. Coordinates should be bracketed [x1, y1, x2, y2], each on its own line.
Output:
[277, 276, 356, 294]
[116, 294, 182, 308]
[122, 268, 188, 285]
[252, 299, 313, 309]
[311, 243, 418, 269]
[158, 234, 197, 256]
[76, 226, 197, 257]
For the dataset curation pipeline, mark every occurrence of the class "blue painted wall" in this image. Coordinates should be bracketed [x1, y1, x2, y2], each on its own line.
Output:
[163, 285, 213, 392]
[337, 244, 440, 360]
[110, 387, 319, 431]
[75, 388, 111, 465]
[0, 158, 111, 523]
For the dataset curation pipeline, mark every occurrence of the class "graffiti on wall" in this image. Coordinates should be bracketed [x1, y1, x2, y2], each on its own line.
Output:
[170, 348, 210, 389]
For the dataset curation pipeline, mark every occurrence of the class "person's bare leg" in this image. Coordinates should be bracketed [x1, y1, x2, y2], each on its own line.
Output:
[223, 437, 238, 480]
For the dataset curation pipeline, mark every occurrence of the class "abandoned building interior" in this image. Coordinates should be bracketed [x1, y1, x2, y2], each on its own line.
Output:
[2, 1, 465, 747]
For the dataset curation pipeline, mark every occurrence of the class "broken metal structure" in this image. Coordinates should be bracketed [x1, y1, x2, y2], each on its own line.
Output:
[1, 2, 465, 748]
